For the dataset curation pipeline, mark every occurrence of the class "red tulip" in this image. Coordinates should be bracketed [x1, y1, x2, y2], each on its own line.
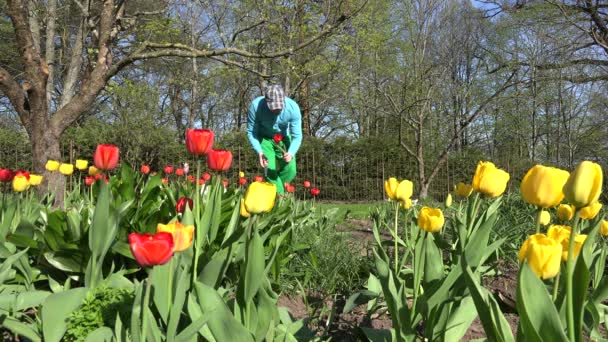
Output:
[164, 165, 174, 174]
[141, 165, 151, 175]
[94, 173, 109, 184]
[207, 149, 232, 171]
[202, 173, 211, 181]
[285, 183, 295, 193]
[273, 133, 283, 144]
[14, 170, 30, 180]
[310, 187, 320, 196]
[222, 179, 229, 187]
[176, 168, 184, 177]
[187, 175, 195, 183]
[238, 177, 247, 185]
[185, 129, 214, 156]
[152, 172, 158, 176]
[128, 232, 174, 267]
[254, 175, 264, 182]
[162, 178, 169, 184]
[176, 197, 194, 213]
[303, 180, 311, 188]
[94, 144, 119, 170]
[0, 169, 15, 182]
[198, 178, 205, 185]
[85, 176, 95, 186]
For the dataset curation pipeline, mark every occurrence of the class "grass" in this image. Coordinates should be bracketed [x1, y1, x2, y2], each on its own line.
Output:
[317, 202, 382, 221]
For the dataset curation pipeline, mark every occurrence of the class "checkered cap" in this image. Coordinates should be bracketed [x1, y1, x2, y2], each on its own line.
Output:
[265, 85, 285, 111]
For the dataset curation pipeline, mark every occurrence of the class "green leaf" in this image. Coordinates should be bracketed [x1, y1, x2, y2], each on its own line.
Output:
[516, 263, 568, 342]
[0, 316, 41, 342]
[443, 297, 478, 342]
[239, 229, 265, 305]
[42, 287, 88, 342]
[423, 233, 443, 284]
[85, 327, 114, 342]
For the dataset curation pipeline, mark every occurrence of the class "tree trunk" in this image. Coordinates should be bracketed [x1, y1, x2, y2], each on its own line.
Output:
[30, 120, 65, 205]
[299, 78, 311, 136]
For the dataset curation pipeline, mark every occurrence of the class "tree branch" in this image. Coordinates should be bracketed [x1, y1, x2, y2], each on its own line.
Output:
[0, 66, 30, 129]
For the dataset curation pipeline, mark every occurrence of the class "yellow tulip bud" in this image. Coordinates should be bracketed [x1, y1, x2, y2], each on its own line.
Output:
[45, 160, 59, 172]
[12, 175, 30, 192]
[400, 198, 412, 209]
[75, 159, 89, 170]
[557, 204, 575, 222]
[417, 207, 444, 233]
[240, 199, 250, 218]
[539, 210, 550, 226]
[562, 161, 603, 208]
[579, 202, 602, 220]
[244, 182, 276, 214]
[520, 165, 570, 208]
[88, 166, 100, 176]
[600, 220, 608, 237]
[445, 193, 453, 208]
[59, 163, 74, 175]
[384, 177, 398, 200]
[472, 161, 510, 198]
[239, 171, 245, 178]
[395, 179, 414, 202]
[518, 234, 562, 280]
[455, 182, 473, 198]
[157, 222, 194, 252]
[29, 174, 43, 186]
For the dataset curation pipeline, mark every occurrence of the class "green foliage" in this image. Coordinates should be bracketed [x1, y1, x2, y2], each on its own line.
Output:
[63, 287, 134, 342]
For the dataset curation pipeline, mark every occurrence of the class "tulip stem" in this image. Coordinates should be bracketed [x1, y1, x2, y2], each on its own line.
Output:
[566, 211, 581, 342]
[535, 208, 542, 234]
[141, 268, 153, 340]
[167, 256, 174, 311]
[394, 202, 400, 275]
[192, 159, 201, 286]
[552, 271, 560, 302]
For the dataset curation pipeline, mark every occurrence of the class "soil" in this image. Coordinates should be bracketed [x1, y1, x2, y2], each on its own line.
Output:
[277, 218, 522, 341]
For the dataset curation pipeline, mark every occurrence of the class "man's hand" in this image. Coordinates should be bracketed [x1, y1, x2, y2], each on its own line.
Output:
[282, 153, 293, 163]
[258, 153, 268, 168]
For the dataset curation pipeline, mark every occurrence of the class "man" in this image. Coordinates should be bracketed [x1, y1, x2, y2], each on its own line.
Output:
[246, 85, 302, 194]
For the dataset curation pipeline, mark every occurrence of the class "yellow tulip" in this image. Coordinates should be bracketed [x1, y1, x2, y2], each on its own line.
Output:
[12, 175, 30, 192]
[239, 171, 245, 178]
[520, 165, 570, 208]
[557, 204, 575, 222]
[445, 193, 453, 208]
[472, 161, 510, 198]
[29, 174, 43, 186]
[244, 182, 277, 214]
[547, 224, 571, 244]
[539, 210, 550, 225]
[600, 220, 608, 236]
[75, 159, 88, 170]
[240, 199, 250, 218]
[89, 166, 100, 176]
[400, 198, 412, 209]
[417, 207, 444, 233]
[455, 182, 473, 198]
[157, 222, 194, 252]
[384, 177, 398, 200]
[579, 202, 602, 220]
[563, 161, 603, 208]
[395, 179, 413, 202]
[59, 163, 74, 175]
[45, 160, 59, 171]
[561, 234, 587, 262]
[518, 234, 562, 279]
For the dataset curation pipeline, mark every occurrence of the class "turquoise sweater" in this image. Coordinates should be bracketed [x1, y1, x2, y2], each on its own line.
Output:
[246, 96, 303, 156]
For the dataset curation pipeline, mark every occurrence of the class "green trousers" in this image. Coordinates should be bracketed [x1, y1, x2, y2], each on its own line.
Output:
[260, 137, 296, 194]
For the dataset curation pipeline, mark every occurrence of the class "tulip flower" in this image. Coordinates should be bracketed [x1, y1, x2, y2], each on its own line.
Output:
[273, 133, 283, 144]
[240, 199, 251, 218]
[222, 179, 229, 187]
[89, 166, 100, 176]
[518, 234, 562, 279]
[12, 175, 29, 192]
[183, 163, 189, 174]
[198, 178, 204, 185]
[472, 161, 510, 198]
[601, 220, 608, 236]
[539, 210, 551, 225]
[175, 197, 194, 213]
[285, 183, 295, 193]
[29, 174, 43, 186]
[254, 175, 264, 182]
[396, 180, 413, 202]
[384, 178, 399, 200]
[563, 161, 603, 208]
[162, 178, 169, 184]
[140, 165, 150, 174]
[202, 173, 211, 181]
[0, 169, 14, 182]
[445, 193, 453, 208]
[303, 180, 311, 188]
[85, 176, 95, 186]
[175, 168, 184, 177]
[417, 207, 445, 233]
[187, 175, 195, 183]
[164, 165, 174, 174]
[94, 144, 119, 170]
[239, 177, 247, 185]
[14, 170, 30, 180]
[207, 149, 233, 171]
[561, 234, 587, 262]
[45, 160, 59, 172]
[59, 163, 74, 175]
[455, 182, 473, 198]
[239, 171, 245, 178]
[557, 204, 575, 221]
[579, 201, 602, 220]
[185, 128, 214, 155]
[520, 165, 570, 208]
[128, 232, 174, 267]
[244, 182, 277, 214]
[75, 159, 88, 170]
[157, 222, 194, 252]
[310, 187, 320, 197]
[547, 224, 571, 244]
[400, 199, 412, 209]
